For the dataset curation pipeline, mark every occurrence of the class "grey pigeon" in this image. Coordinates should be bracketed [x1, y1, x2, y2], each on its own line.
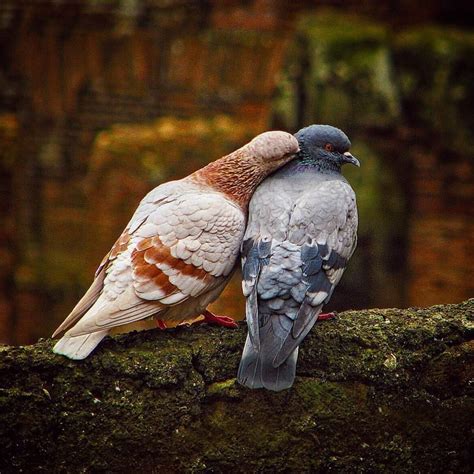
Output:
[238, 124, 360, 391]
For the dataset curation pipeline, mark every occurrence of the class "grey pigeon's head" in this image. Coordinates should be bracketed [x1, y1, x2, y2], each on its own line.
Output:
[294, 124, 360, 171]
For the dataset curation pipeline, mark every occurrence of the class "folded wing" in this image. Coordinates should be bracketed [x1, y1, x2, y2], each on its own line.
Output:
[54, 181, 245, 338]
[273, 180, 358, 366]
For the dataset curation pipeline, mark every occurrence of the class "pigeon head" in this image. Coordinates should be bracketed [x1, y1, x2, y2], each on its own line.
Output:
[294, 124, 360, 171]
[246, 131, 300, 171]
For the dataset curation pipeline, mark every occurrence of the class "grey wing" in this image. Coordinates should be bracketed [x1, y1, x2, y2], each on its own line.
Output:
[241, 179, 294, 350]
[241, 236, 271, 350]
[273, 180, 358, 367]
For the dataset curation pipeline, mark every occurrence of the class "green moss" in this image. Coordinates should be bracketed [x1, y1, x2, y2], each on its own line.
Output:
[275, 14, 474, 148]
[274, 10, 400, 130]
[394, 26, 474, 145]
[294, 379, 367, 417]
[1, 300, 473, 472]
[305, 10, 385, 39]
[207, 378, 238, 395]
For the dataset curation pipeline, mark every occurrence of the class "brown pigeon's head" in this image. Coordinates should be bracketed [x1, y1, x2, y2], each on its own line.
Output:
[294, 124, 360, 171]
[245, 131, 300, 171]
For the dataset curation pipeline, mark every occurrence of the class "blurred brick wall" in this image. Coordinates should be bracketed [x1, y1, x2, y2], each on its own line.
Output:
[407, 148, 473, 307]
[272, 11, 474, 310]
[0, 1, 472, 343]
[0, 0, 293, 343]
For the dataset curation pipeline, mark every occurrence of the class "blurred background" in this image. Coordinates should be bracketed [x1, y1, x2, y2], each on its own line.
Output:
[0, 0, 472, 345]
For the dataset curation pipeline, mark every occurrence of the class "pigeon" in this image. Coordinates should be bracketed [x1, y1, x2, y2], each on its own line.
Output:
[238, 124, 360, 391]
[52, 131, 299, 360]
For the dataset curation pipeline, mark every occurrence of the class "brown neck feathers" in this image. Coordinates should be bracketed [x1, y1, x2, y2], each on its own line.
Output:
[191, 149, 267, 209]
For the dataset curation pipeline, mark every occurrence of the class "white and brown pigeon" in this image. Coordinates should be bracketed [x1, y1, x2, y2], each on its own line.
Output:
[238, 124, 360, 391]
[52, 131, 299, 359]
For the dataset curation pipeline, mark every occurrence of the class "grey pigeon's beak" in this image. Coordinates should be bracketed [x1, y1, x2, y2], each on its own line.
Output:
[343, 151, 360, 167]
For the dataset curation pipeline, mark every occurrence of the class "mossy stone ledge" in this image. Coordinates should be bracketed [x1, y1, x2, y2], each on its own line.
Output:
[0, 299, 473, 472]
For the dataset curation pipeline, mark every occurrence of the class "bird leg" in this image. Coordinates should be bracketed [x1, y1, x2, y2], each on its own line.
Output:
[155, 318, 168, 330]
[199, 309, 239, 328]
[318, 311, 337, 321]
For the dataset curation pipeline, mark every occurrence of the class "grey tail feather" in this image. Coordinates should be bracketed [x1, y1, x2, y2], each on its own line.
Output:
[273, 302, 321, 368]
[237, 331, 298, 392]
[53, 330, 109, 360]
[245, 289, 260, 351]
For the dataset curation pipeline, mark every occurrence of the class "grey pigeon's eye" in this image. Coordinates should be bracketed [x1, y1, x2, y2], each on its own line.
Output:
[324, 143, 334, 152]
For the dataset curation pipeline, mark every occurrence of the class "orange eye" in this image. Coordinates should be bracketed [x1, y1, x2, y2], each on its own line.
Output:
[325, 143, 334, 152]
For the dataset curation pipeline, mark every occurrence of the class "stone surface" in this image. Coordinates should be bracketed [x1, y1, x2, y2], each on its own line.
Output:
[0, 299, 473, 472]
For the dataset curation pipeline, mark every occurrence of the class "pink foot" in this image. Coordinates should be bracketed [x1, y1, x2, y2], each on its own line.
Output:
[155, 318, 168, 330]
[200, 309, 239, 329]
[318, 311, 337, 321]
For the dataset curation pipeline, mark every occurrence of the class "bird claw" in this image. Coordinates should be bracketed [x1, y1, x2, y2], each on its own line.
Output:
[155, 319, 168, 330]
[318, 311, 337, 321]
[200, 310, 239, 328]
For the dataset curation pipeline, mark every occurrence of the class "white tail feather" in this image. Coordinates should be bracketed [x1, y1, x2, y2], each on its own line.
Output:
[53, 330, 109, 360]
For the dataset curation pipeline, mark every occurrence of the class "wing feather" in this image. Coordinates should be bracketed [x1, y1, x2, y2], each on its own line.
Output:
[241, 236, 272, 350]
[54, 182, 245, 337]
[273, 180, 358, 366]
